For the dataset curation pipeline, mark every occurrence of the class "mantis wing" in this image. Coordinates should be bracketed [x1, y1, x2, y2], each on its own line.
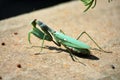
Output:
[53, 32, 90, 49]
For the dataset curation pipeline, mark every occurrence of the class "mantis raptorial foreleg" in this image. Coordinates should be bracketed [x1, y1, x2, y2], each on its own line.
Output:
[76, 31, 111, 53]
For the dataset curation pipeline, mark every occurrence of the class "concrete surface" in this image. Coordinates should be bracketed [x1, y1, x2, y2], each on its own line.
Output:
[0, 0, 120, 80]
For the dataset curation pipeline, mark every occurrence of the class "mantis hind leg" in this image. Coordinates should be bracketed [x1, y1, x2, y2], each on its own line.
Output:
[64, 45, 86, 65]
[68, 49, 86, 66]
[76, 31, 111, 53]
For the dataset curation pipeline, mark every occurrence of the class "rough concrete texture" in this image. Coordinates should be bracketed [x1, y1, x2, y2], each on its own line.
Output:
[0, 0, 120, 80]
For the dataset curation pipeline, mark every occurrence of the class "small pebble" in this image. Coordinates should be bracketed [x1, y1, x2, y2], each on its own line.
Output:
[14, 32, 18, 35]
[111, 65, 115, 69]
[1, 42, 5, 46]
[0, 76, 2, 79]
[17, 64, 22, 68]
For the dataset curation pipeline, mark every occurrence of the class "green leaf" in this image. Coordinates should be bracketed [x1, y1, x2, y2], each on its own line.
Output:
[80, 0, 96, 12]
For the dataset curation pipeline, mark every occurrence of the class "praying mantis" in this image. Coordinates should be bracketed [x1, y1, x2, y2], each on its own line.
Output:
[28, 19, 111, 61]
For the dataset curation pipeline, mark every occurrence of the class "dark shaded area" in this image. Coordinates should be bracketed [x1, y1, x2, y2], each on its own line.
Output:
[50, 46, 99, 60]
[0, 76, 2, 79]
[68, 48, 99, 60]
[72, 52, 99, 60]
[0, 0, 70, 20]
[46, 46, 67, 53]
[32, 45, 99, 60]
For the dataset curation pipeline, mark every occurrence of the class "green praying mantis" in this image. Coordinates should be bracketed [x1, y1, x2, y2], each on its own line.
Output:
[28, 19, 111, 62]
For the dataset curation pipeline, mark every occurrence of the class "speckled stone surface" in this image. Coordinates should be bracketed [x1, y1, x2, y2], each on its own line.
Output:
[0, 0, 120, 80]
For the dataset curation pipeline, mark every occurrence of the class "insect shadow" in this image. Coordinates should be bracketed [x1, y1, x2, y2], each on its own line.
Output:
[71, 51, 99, 60]
[44, 46, 99, 60]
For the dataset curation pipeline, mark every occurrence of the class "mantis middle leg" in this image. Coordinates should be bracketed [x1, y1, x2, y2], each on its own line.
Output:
[34, 34, 46, 55]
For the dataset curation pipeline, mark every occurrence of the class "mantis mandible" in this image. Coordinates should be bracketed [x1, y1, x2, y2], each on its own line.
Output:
[28, 19, 111, 62]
